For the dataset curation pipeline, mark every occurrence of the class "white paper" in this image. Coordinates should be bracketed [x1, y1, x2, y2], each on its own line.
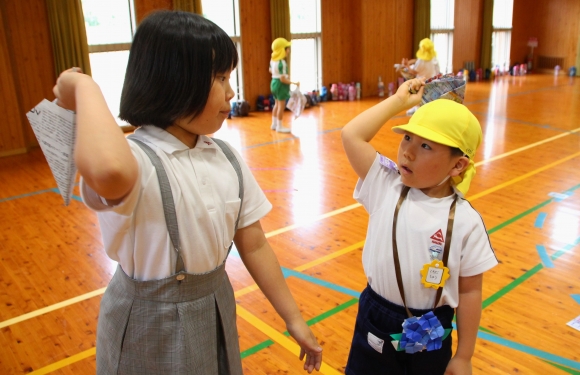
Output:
[567, 315, 580, 332]
[26, 99, 77, 206]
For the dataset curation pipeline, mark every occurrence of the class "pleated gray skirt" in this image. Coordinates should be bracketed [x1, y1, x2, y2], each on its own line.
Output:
[96, 264, 243, 375]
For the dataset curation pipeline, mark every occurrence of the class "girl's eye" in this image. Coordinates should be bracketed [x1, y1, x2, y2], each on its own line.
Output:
[421, 143, 432, 150]
[404, 134, 411, 141]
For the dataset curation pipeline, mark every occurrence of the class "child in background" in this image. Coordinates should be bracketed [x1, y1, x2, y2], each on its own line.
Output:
[270, 37, 299, 133]
[402, 38, 441, 115]
[341, 77, 497, 375]
[53, 11, 322, 374]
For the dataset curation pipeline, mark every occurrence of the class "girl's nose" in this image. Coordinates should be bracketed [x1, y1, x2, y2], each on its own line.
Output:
[226, 81, 235, 101]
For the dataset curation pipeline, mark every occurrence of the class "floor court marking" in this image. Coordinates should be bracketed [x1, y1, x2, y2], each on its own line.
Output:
[3, 118, 579, 372]
[2, 150, 578, 329]
[236, 305, 342, 375]
[28, 348, 96, 375]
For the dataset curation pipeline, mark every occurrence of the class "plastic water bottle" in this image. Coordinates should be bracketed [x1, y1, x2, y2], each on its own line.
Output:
[348, 84, 356, 101]
[355, 82, 361, 100]
[378, 76, 385, 97]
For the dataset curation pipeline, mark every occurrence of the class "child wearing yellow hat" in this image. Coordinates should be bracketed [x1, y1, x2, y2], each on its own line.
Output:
[403, 38, 441, 80]
[341, 78, 497, 375]
[269, 37, 299, 133]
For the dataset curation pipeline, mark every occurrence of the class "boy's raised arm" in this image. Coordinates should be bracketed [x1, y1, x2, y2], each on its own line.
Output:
[341, 78, 425, 180]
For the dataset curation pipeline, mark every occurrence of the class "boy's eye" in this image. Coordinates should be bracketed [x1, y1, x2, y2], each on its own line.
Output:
[404, 134, 411, 141]
[421, 143, 432, 150]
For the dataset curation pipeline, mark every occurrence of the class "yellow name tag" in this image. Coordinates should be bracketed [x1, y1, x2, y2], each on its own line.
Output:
[420, 260, 450, 289]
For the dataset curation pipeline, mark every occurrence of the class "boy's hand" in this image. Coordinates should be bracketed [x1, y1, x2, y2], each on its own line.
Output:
[53, 67, 90, 111]
[286, 320, 323, 373]
[394, 77, 425, 109]
[444, 356, 472, 375]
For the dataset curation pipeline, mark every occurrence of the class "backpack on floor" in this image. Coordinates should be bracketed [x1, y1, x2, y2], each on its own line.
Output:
[231, 100, 250, 117]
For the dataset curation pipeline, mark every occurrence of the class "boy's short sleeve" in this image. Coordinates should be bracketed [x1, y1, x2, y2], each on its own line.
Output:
[459, 207, 498, 277]
[354, 153, 400, 215]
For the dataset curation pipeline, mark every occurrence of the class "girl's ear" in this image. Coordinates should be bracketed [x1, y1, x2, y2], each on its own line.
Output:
[449, 156, 470, 177]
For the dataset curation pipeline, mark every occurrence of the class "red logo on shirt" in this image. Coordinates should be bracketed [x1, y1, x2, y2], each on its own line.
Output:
[204, 141, 212, 145]
[430, 229, 444, 245]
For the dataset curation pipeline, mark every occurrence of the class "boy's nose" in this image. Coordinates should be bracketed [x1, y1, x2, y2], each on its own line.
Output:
[403, 148, 415, 161]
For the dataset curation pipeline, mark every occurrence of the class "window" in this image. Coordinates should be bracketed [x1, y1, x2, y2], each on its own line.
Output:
[81, 0, 135, 125]
[289, 0, 322, 92]
[491, 0, 513, 73]
[430, 0, 454, 74]
[202, 0, 244, 101]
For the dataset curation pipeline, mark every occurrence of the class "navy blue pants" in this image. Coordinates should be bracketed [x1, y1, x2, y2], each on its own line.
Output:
[346, 285, 455, 375]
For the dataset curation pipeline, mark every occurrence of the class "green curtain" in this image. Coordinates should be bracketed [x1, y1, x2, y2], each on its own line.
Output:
[270, 0, 290, 41]
[46, 0, 92, 77]
[480, 0, 493, 71]
[413, 0, 430, 56]
[173, 0, 203, 14]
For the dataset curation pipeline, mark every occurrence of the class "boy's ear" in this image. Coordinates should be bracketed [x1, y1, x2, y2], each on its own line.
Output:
[450, 156, 470, 177]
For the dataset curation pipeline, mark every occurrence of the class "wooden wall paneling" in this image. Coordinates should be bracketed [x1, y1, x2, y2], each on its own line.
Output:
[512, 0, 580, 70]
[2, 0, 56, 156]
[238, 0, 272, 110]
[453, 0, 483, 72]
[133, 0, 173, 25]
[0, 2, 26, 157]
[3, 0, 56, 151]
[320, 0, 360, 89]
[360, 0, 413, 98]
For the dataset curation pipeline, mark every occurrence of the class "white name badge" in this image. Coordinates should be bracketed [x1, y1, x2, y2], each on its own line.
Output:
[420, 260, 450, 289]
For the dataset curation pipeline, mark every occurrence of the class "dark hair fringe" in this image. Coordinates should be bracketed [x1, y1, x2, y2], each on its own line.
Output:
[119, 11, 238, 128]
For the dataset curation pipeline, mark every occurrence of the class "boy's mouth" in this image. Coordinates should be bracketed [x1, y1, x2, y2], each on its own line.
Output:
[401, 165, 413, 174]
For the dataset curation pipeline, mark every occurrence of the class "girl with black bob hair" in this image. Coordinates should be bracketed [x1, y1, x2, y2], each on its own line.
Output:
[53, 10, 323, 374]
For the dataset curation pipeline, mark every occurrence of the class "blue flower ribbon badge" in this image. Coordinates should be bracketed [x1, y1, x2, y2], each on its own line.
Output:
[389, 311, 452, 353]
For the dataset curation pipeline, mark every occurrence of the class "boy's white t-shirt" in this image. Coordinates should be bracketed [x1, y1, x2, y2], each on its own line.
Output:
[81, 126, 272, 281]
[355, 154, 498, 310]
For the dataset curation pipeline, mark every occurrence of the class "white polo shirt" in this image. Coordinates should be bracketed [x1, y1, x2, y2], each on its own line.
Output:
[355, 154, 498, 309]
[81, 126, 272, 280]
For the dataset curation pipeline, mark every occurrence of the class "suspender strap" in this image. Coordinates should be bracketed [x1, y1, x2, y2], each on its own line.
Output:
[211, 138, 244, 234]
[127, 135, 245, 273]
[392, 185, 457, 318]
[128, 136, 185, 273]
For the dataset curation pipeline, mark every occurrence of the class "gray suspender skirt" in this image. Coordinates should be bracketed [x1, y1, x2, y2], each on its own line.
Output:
[96, 137, 244, 375]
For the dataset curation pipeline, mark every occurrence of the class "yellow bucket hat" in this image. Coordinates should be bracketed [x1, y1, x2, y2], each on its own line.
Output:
[392, 99, 482, 195]
[271, 37, 292, 61]
[416, 38, 437, 61]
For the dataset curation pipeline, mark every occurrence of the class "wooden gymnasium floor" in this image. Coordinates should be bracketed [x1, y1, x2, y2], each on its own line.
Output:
[1, 73, 579, 374]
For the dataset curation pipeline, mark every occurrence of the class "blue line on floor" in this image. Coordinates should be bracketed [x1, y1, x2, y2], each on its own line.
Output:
[282, 268, 361, 298]
[0, 188, 60, 203]
[534, 212, 548, 229]
[536, 244, 555, 268]
[571, 295, 580, 305]
[475, 328, 580, 370]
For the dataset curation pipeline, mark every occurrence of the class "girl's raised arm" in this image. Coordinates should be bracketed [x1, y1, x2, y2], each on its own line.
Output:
[340, 78, 424, 180]
[54, 69, 138, 202]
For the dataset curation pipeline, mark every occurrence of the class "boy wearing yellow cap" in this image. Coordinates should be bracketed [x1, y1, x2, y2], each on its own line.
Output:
[341, 78, 497, 375]
[270, 37, 299, 133]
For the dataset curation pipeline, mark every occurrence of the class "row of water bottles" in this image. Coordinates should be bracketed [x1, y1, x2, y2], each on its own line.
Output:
[329, 82, 361, 101]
